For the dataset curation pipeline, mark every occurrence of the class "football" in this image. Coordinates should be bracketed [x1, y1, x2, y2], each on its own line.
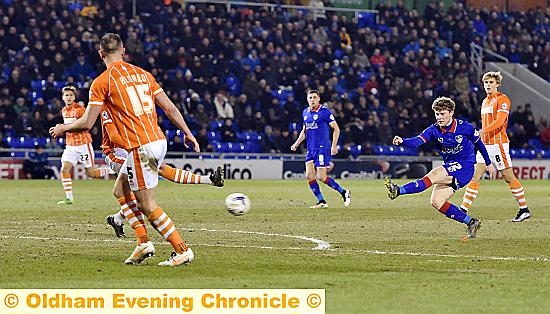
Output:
[225, 193, 251, 216]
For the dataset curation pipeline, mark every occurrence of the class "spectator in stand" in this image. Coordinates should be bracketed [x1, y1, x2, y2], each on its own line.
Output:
[214, 92, 234, 120]
[220, 118, 236, 142]
[195, 127, 214, 153]
[0, 0, 548, 156]
[23, 145, 55, 179]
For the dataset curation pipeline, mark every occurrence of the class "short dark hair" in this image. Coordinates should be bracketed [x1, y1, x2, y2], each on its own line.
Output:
[307, 89, 320, 96]
[100, 33, 123, 55]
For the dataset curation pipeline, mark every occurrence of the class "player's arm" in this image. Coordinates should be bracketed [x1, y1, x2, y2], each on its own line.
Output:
[480, 97, 510, 137]
[470, 127, 491, 166]
[290, 125, 306, 151]
[480, 111, 507, 137]
[329, 120, 340, 155]
[155, 91, 199, 152]
[104, 123, 125, 148]
[50, 105, 101, 138]
[397, 125, 432, 147]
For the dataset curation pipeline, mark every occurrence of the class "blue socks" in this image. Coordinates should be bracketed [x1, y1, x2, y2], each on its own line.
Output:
[323, 177, 344, 193]
[439, 202, 471, 224]
[308, 180, 325, 202]
[400, 177, 432, 195]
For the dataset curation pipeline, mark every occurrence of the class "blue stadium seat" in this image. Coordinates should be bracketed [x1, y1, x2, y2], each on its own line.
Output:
[30, 80, 43, 91]
[358, 12, 376, 28]
[209, 120, 223, 131]
[207, 131, 222, 142]
[165, 129, 177, 140]
[10, 151, 26, 158]
[289, 122, 301, 132]
[528, 138, 543, 149]
[8, 137, 37, 148]
[350, 144, 362, 158]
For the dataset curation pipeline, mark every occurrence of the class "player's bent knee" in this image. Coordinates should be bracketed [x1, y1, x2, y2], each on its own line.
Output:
[430, 199, 444, 210]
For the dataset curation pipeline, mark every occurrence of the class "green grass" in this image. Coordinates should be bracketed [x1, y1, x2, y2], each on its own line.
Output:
[1, 179, 550, 313]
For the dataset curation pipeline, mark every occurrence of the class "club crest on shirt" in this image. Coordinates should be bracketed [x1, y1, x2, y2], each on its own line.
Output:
[438, 137, 444, 143]
[313, 114, 318, 120]
[303, 116, 307, 121]
[455, 135, 463, 143]
[102, 111, 110, 120]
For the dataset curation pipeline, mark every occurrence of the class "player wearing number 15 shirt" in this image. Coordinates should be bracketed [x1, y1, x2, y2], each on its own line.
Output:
[384, 97, 496, 239]
[50, 33, 199, 267]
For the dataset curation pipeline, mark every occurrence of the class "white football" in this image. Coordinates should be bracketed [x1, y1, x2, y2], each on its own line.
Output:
[225, 193, 251, 216]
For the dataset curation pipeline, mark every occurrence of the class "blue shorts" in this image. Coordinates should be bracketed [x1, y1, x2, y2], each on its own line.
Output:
[442, 161, 475, 190]
[305, 149, 332, 168]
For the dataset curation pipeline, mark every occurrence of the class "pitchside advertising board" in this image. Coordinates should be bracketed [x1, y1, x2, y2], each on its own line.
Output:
[2, 158, 550, 180]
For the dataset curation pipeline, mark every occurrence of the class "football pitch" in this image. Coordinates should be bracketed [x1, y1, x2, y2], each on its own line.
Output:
[1, 179, 550, 313]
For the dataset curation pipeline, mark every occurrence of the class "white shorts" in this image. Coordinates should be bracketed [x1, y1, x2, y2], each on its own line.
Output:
[61, 143, 95, 168]
[120, 139, 166, 191]
[105, 148, 128, 174]
[476, 142, 512, 170]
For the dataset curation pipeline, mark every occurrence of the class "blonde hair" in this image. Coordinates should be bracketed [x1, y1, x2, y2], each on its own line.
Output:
[61, 85, 78, 97]
[431, 96, 455, 112]
[482, 71, 502, 84]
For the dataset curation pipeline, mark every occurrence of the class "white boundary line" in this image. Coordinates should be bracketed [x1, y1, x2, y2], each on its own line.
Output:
[0, 226, 331, 251]
[2, 227, 549, 262]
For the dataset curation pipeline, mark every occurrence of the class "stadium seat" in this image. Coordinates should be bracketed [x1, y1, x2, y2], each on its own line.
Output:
[358, 12, 376, 28]
[528, 138, 543, 149]
[209, 120, 223, 131]
[10, 151, 26, 158]
[165, 129, 177, 140]
[350, 144, 362, 158]
[207, 131, 222, 142]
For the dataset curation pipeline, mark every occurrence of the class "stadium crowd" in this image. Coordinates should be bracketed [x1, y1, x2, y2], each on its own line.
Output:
[0, 0, 549, 156]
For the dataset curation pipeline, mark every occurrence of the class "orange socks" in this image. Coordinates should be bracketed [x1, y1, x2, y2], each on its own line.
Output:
[91, 167, 111, 178]
[118, 194, 149, 244]
[160, 165, 210, 184]
[508, 179, 528, 209]
[148, 206, 188, 254]
[460, 181, 479, 212]
[61, 173, 73, 201]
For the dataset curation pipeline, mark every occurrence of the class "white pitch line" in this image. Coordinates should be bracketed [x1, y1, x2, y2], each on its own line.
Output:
[188, 228, 331, 250]
[338, 248, 550, 262]
[0, 226, 331, 251]
[3, 229, 549, 262]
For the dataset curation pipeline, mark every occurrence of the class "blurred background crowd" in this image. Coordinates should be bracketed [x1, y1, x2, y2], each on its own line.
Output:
[1, 0, 549, 157]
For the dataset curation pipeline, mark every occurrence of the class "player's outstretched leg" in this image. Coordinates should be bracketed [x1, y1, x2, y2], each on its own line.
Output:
[159, 164, 224, 187]
[384, 177, 400, 199]
[466, 218, 481, 239]
[209, 166, 225, 187]
[308, 179, 327, 208]
[437, 202, 481, 238]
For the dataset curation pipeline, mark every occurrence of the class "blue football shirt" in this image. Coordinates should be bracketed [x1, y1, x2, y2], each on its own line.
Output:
[302, 105, 335, 151]
[418, 119, 481, 164]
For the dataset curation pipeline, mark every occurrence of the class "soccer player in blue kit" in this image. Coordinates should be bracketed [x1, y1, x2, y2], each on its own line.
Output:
[385, 97, 496, 238]
[291, 89, 351, 208]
